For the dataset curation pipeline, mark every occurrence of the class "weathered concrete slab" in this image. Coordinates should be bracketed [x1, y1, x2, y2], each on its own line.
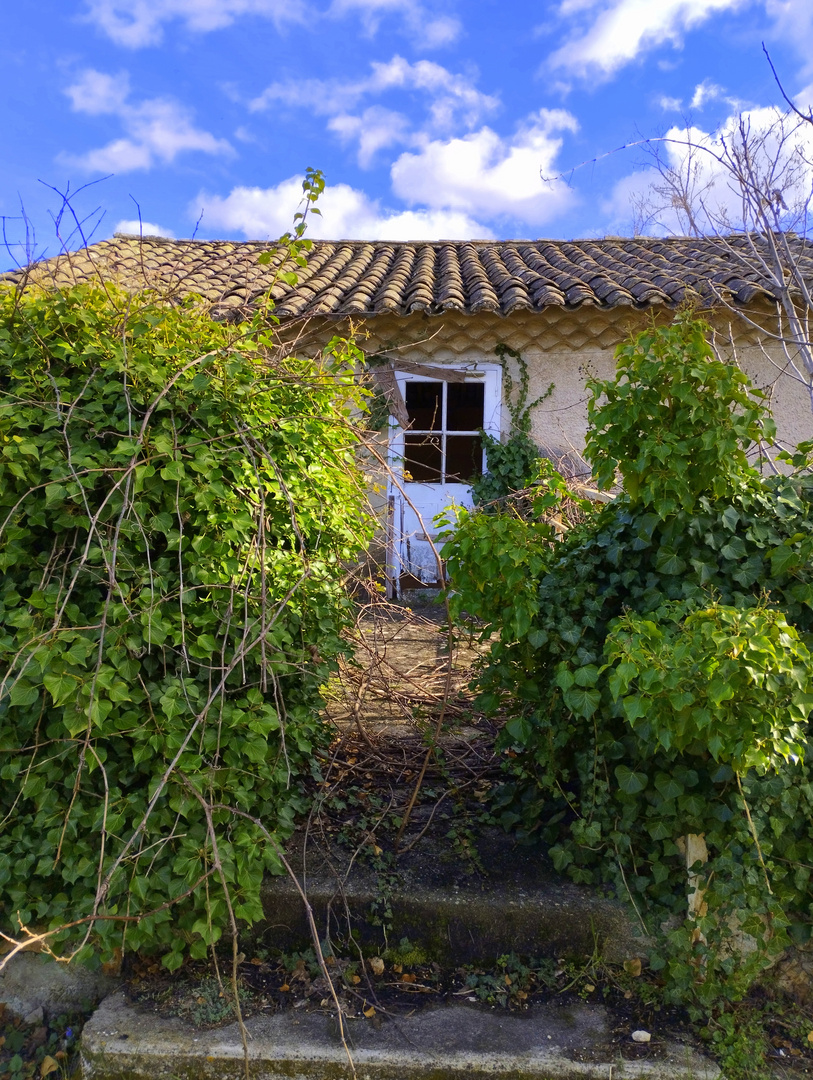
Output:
[81, 990, 718, 1080]
[0, 952, 119, 1021]
[261, 827, 647, 966]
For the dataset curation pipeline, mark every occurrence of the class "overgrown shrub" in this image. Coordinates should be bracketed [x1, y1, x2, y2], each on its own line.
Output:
[443, 315, 813, 1003]
[0, 282, 372, 968]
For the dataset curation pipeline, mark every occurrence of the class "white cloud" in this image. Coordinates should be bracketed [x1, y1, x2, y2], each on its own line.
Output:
[390, 110, 579, 227]
[250, 55, 499, 166]
[114, 218, 175, 237]
[602, 106, 813, 235]
[546, 0, 743, 81]
[251, 55, 498, 128]
[61, 68, 233, 173]
[690, 79, 725, 109]
[83, 0, 301, 48]
[194, 176, 492, 240]
[72, 139, 154, 173]
[657, 94, 683, 111]
[84, 0, 458, 49]
[328, 0, 461, 48]
[65, 69, 130, 114]
[795, 84, 813, 115]
[328, 107, 413, 167]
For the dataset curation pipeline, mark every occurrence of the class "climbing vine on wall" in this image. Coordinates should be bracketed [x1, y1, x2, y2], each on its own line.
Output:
[470, 344, 554, 513]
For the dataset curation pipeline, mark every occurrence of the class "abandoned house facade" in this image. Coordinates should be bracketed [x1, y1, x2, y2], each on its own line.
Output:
[11, 233, 813, 592]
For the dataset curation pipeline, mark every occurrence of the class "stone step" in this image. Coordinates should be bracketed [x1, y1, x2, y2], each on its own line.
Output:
[260, 827, 645, 966]
[81, 990, 718, 1080]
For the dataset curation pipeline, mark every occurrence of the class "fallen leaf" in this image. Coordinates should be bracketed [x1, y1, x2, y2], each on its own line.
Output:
[41, 1057, 59, 1078]
[584, 984, 595, 993]
[279, 984, 290, 992]
[369, 957, 385, 976]
[624, 958, 642, 977]
[364, 1006, 376, 1018]
[351, 975, 361, 985]
[504, 975, 512, 986]
[250, 958, 264, 966]
[401, 973, 416, 983]
[393, 964, 403, 974]
[808, 1032, 813, 1044]
[516, 990, 528, 1001]
[101, 947, 123, 976]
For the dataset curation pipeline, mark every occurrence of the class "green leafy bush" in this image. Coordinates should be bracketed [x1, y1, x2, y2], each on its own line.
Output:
[0, 282, 372, 968]
[443, 314, 813, 1002]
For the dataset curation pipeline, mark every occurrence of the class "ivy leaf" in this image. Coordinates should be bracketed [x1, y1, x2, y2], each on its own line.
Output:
[654, 773, 684, 801]
[563, 685, 600, 718]
[654, 548, 686, 575]
[771, 544, 799, 575]
[8, 681, 38, 707]
[43, 673, 77, 707]
[721, 505, 740, 531]
[615, 765, 648, 794]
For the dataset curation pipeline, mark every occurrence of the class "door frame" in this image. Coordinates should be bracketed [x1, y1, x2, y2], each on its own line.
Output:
[386, 362, 502, 596]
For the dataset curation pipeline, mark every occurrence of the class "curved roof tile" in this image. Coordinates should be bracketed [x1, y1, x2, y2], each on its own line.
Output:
[6, 234, 812, 318]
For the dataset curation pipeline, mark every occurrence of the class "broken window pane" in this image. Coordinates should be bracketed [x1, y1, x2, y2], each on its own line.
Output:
[405, 381, 443, 431]
[446, 435, 483, 482]
[446, 382, 485, 431]
[404, 434, 442, 482]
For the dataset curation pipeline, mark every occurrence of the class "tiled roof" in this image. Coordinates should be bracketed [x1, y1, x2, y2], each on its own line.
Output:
[5, 234, 809, 319]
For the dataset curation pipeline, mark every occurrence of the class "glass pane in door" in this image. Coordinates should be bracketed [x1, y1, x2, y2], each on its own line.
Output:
[446, 383, 485, 430]
[404, 434, 442, 482]
[445, 435, 483, 482]
[405, 382, 443, 430]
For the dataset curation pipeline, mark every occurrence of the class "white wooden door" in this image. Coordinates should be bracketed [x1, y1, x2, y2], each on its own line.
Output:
[388, 364, 501, 591]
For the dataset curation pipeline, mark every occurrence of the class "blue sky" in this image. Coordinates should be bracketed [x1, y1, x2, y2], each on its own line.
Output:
[2, 0, 813, 268]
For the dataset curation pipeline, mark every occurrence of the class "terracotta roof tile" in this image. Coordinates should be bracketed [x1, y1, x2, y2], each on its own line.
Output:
[5, 234, 812, 318]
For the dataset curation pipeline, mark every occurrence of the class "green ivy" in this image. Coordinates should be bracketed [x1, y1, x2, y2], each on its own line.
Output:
[0, 281, 372, 969]
[470, 344, 554, 513]
[443, 313, 813, 1004]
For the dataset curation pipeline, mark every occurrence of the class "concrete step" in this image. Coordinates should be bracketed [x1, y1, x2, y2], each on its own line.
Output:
[260, 827, 645, 966]
[81, 990, 718, 1080]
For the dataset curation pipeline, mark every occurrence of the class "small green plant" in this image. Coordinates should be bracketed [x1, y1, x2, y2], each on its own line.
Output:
[703, 1006, 773, 1080]
[459, 953, 557, 1007]
[188, 976, 255, 1027]
[382, 936, 428, 967]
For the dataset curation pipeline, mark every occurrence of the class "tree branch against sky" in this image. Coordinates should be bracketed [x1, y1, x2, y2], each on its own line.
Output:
[2, 0, 813, 264]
